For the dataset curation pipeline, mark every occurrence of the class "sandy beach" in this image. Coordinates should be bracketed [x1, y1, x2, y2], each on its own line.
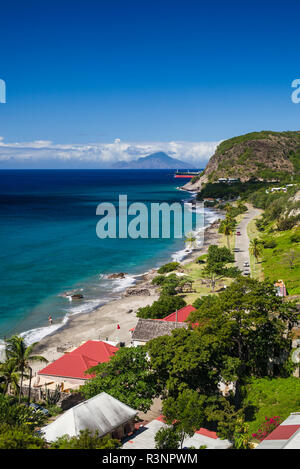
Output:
[32, 215, 222, 374]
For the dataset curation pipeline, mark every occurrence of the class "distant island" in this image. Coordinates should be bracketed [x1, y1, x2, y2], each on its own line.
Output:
[113, 151, 196, 169]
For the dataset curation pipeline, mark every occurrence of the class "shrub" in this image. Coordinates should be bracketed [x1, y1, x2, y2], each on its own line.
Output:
[252, 416, 282, 442]
[157, 262, 180, 274]
[262, 239, 277, 249]
[137, 294, 186, 319]
[152, 275, 166, 285]
[0, 395, 47, 429]
[50, 430, 120, 449]
[277, 216, 300, 231]
[290, 233, 300, 243]
[0, 423, 47, 449]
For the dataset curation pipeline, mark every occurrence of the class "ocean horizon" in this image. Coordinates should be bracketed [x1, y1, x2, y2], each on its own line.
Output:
[0, 169, 216, 347]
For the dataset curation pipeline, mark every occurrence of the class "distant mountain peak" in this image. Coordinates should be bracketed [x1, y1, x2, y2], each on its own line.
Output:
[113, 151, 195, 169]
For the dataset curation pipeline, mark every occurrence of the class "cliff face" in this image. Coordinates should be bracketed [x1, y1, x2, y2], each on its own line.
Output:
[182, 131, 300, 191]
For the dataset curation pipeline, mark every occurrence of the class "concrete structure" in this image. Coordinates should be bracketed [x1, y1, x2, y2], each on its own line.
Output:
[42, 392, 137, 442]
[256, 413, 300, 449]
[122, 416, 232, 449]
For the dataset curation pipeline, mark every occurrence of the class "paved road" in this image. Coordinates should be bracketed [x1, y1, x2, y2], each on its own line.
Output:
[234, 207, 262, 276]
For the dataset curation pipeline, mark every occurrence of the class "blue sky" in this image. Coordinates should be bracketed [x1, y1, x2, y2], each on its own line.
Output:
[0, 0, 300, 167]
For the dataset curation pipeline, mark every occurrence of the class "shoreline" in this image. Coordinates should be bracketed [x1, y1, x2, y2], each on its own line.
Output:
[32, 212, 223, 370]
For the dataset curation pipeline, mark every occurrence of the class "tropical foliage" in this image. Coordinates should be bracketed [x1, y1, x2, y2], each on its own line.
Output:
[80, 346, 160, 412]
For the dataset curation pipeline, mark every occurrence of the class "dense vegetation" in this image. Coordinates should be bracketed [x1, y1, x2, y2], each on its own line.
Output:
[136, 293, 186, 319]
[216, 131, 294, 155]
[241, 377, 300, 436]
[246, 186, 300, 294]
[81, 346, 161, 412]
[145, 276, 299, 445]
[197, 181, 270, 201]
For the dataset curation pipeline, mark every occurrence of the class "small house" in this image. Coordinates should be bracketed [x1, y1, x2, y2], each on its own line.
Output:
[41, 392, 137, 442]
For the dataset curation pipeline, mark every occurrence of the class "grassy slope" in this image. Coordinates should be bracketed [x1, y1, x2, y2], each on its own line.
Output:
[261, 228, 300, 295]
[182, 211, 246, 304]
[243, 377, 300, 435]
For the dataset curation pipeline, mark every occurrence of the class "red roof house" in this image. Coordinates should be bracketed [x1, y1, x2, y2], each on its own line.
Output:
[162, 305, 196, 322]
[38, 340, 118, 383]
[256, 413, 300, 449]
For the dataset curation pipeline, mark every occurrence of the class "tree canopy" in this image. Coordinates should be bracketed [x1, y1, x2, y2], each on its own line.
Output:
[80, 346, 160, 412]
[137, 294, 186, 319]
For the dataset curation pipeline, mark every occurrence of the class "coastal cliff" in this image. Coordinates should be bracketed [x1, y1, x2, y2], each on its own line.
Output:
[182, 130, 300, 191]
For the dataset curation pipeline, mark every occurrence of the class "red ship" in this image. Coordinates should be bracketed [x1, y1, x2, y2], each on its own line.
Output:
[174, 170, 201, 178]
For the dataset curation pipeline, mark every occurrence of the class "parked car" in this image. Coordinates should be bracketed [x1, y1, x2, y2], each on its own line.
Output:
[236, 231, 241, 236]
[243, 270, 250, 276]
[243, 261, 249, 267]
[233, 248, 240, 252]
[29, 403, 49, 415]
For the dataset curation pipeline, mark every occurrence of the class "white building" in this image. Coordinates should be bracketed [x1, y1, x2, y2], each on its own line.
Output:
[41, 392, 137, 442]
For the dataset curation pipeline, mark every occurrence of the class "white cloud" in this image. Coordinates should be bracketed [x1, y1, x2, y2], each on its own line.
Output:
[0, 138, 220, 168]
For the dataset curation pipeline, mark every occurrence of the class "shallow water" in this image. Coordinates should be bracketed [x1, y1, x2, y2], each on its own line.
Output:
[0, 169, 214, 343]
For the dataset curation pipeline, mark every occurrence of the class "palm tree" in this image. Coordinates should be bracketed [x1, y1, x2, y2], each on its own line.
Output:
[219, 218, 235, 249]
[236, 199, 245, 211]
[5, 335, 48, 403]
[184, 232, 197, 249]
[249, 238, 263, 265]
[0, 360, 20, 395]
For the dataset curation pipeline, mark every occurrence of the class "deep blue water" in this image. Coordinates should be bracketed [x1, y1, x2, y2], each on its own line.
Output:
[0, 169, 210, 344]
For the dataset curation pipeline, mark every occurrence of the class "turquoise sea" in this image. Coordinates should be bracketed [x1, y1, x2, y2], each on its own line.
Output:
[0, 169, 215, 348]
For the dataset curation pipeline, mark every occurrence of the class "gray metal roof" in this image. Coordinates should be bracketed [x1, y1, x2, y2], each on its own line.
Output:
[41, 392, 137, 442]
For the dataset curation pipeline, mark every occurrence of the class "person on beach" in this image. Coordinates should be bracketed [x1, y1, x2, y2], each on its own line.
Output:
[48, 315, 53, 325]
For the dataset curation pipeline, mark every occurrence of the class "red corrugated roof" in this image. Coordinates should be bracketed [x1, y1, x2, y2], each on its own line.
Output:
[265, 425, 300, 440]
[156, 416, 219, 439]
[38, 340, 118, 380]
[162, 305, 196, 322]
[195, 428, 218, 439]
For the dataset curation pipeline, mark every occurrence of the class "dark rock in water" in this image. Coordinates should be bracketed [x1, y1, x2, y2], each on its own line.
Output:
[108, 273, 127, 279]
[71, 293, 84, 299]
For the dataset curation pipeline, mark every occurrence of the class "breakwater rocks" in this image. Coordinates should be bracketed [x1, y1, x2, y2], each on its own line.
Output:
[124, 287, 151, 297]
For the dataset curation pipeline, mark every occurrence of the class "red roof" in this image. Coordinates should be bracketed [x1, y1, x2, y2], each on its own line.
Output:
[162, 305, 196, 322]
[264, 425, 300, 440]
[156, 416, 218, 439]
[38, 340, 118, 380]
[196, 428, 218, 439]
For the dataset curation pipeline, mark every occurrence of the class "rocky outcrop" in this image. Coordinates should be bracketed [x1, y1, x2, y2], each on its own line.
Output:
[182, 131, 300, 191]
[124, 287, 151, 297]
[288, 190, 300, 218]
[108, 273, 127, 279]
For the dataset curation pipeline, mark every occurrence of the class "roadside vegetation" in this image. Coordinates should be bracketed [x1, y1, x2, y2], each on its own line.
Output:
[247, 185, 300, 296]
